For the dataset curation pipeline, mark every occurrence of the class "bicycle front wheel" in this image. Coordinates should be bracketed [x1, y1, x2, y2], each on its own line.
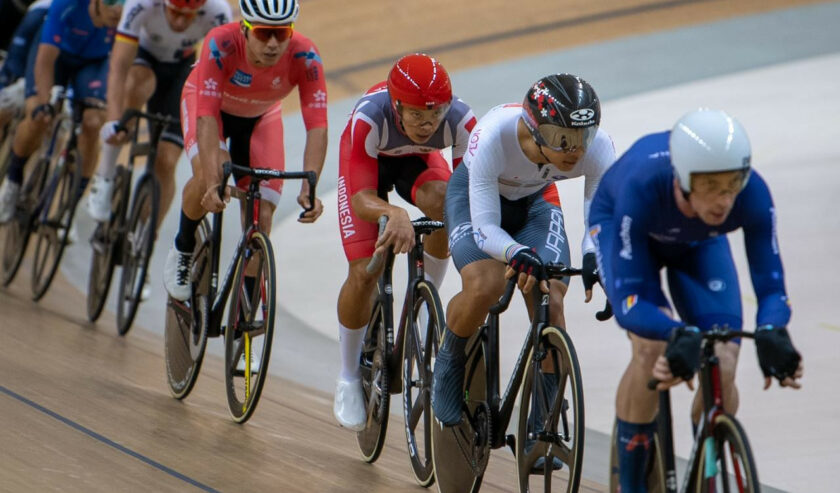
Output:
[516, 326, 584, 493]
[356, 299, 389, 463]
[164, 219, 211, 399]
[691, 413, 759, 493]
[87, 166, 131, 322]
[116, 175, 159, 335]
[31, 146, 81, 301]
[402, 280, 445, 487]
[224, 230, 276, 424]
[1, 155, 49, 286]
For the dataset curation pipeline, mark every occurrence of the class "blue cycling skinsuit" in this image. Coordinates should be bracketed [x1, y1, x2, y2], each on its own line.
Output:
[588, 130, 791, 493]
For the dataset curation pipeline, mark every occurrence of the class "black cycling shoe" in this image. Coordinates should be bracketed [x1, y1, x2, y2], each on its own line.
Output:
[525, 372, 564, 472]
[431, 329, 468, 427]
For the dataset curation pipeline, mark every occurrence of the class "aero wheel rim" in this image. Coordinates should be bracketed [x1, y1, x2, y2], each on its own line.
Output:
[356, 302, 389, 462]
[117, 186, 155, 332]
[403, 294, 435, 485]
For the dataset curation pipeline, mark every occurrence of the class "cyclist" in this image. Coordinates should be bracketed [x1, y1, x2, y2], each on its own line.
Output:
[0, 0, 123, 222]
[587, 109, 803, 492]
[85, 0, 232, 225]
[163, 0, 326, 301]
[0, 0, 51, 118]
[431, 74, 615, 468]
[332, 53, 476, 432]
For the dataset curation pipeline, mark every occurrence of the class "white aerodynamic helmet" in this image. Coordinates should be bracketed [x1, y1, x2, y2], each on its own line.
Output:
[239, 0, 299, 25]
[669, 109, 752, 193]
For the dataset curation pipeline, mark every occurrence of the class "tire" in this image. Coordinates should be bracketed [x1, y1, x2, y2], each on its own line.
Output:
[116, 175, 159, 335]
[356, 299, 390, 463]
[86, 166, 131, 322]
[431, 330, 488, 493]
[30, 144, 81, 301]
[1, 154, 49, 286]
[224, 231, 276, 424]
[164, 219, 211, 400]
[402, 280, 445, 487]
[515, 326, 584, 493]
[691, 413, 759, 493]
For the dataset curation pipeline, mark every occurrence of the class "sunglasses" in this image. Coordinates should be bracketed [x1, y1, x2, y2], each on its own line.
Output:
[534, 124, 597, 152]
[165, 4, 199, 21]
[102, 0, 125, 6]
[242, 19, 294, 43]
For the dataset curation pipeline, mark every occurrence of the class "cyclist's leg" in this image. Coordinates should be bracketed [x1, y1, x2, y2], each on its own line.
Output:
[247, 103, 284, 236]
[667, 236, 743, 423]
[592, 218, 667, 492]
[409, 152, 451, 288]
[72, 57, 111, 191]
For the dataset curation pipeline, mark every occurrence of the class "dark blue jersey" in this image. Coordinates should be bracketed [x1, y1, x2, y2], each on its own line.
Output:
[589, 131, 790, 339]
[40, 0, 114, 60]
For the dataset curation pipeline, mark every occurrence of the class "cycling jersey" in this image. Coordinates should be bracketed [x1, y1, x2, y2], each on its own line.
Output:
[588, 131, 791, 340]
[463, 104, 615, 263]
[115, 0, 231, 63]
[40, 0, 115, 60]
[0, 0, 50, 87]
[190, 22, 328, 121]
[337, 81, 476, 261]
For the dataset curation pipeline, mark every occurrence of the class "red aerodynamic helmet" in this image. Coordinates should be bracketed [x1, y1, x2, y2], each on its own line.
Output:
[166, 0, 207, 10]
[387, 54, 452, 111]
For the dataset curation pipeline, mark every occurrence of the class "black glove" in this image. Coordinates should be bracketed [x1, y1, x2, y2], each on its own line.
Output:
[509, 247, 545, 279]
[754, 326, 801, 381]
[664, 326, 702, 381]
[31, 103, 55, 120]
[582, 252, 598, 292]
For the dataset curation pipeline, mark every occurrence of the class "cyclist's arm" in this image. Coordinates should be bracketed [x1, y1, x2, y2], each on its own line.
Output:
[193, 27, 228, 189]
[740, 173, 792, 328]
[580, 130, 616, 254]
[450, 100, 476, 169]
[197, 116, 223, 189]
[607, 187, 682, 340]
[346, 114, 403, 223]
[295, 41, 328, 195]
[33, 43, 59, 105]
[300, 127, 326, 197]
[104, 39, 139, 122]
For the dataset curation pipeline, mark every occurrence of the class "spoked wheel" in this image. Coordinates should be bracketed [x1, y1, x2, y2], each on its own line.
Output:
[1, 155, 49, 286]
[86, 166, 131, 322]
[691, 414, 759, 493]
[402, 280, 445, 487]
[516, 326, 585, 493]
[356, 299, 390, 462]
[31, 146, 81, 301]
[431, 331, 489, 493]
[608, 419, 667, 493]
[224, 231, 276, 424]
[116, 175, 159, 335]
[164, 219, 210, 399]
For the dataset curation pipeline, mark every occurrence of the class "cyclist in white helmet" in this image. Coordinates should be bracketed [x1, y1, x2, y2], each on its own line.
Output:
[588, 109, 803, 492]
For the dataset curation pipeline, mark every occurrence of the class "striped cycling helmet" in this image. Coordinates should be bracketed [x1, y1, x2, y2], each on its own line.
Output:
[239, 0, 299, 25]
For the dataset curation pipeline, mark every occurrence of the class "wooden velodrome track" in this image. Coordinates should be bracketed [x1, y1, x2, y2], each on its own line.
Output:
[0, 0, 827, 491]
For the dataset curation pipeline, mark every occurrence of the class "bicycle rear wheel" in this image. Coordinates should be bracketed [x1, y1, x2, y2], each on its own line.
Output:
[356, 298, 390, 462]
[86, 166, 131, 322]
[31, 146, 81, 301]
[431, 330, 489, 493]
[224, 230, 276, 424]
[116, 175, 159, 335]
[164, 219, 210, 399]
[1, 155, 48, 286]
[691, 413, 759, 493]
[402, 280, 444, 487]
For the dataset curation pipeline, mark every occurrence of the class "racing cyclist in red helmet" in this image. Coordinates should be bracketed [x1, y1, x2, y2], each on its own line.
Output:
[333, 53, 477, 431]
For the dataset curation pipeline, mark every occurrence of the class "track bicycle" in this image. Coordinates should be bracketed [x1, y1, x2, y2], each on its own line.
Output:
[86, 108, 178, 335]
[608, 326, 761, 493]
[354, 215, 447, 488]
[164, 161, 316, 423]
[432, 264, 611, 493]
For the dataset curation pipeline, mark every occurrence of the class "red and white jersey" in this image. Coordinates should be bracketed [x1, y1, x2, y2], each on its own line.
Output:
[189, 22, 328, 126]
[116, 0, 231, 63]
[344, 81, 476, 192]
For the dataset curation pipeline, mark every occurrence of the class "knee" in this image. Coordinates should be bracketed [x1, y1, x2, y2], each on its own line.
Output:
[631, 338, 666, 370]
[461, 269, 506, 309]
[81, 109, 105, 135]
[347, 259, 379, 291]
[416, 181, 446, 220]
[717, 344, 740, 384]
[258, 202, 275, 232]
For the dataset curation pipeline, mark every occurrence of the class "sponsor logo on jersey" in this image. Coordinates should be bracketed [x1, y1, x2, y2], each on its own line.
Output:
[468, 128, 482, 156]
[707, 279, 726, 292]
[307, 89, 327, 109]
[473, 228, 488, 249]
[122, 4, 144, 30]
[619, 215, 633, 260]
[204, 78, 218, 91]
[621, 294, 638, 315]
[544, 209, 566, 263]
[271, 76, 282, 88]
[294, 47, 322, 67]
[448, 222, 472, 250]
[337, 176, 355, 239]
[208, 38, 227, 69]
[230, 69, 252, 87]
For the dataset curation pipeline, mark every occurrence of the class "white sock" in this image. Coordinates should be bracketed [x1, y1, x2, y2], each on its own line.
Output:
[96, 143, 121, 181]
[339, 323, 365, 381]
[423, 252, 449, 289]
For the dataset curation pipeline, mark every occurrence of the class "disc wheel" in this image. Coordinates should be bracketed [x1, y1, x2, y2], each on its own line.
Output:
[431, 330, 488, 493]
[402, 280, 445, 487]
[30, 144, 81, 301]
[86, 167, 131, 322]
[691, 414, 759, 493]
[224, 231, 276, 424]
[356, 299, 390, 462]
[516, 326, 585, 493]
[116, 175, 159, 335]
[164, 219, 210, 399]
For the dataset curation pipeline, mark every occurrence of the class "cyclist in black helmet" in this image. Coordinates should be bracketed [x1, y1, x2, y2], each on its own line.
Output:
[432, 73, 616, 470]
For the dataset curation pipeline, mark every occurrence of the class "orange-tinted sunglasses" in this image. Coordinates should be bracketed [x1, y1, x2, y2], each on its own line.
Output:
[242, 19, 294, 43]
[164, 3, 198, 21]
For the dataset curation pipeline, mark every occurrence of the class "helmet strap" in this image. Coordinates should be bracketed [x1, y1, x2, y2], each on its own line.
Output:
[536, 144, 551, 165]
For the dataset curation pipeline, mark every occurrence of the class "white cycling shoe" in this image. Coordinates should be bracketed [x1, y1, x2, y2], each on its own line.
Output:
[235, 352, 262, 374]
[163, 244, 193, 301]
[86, 176, 113, 222]
[0, 179, 21, 223]
[333, 378, 367, 431]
